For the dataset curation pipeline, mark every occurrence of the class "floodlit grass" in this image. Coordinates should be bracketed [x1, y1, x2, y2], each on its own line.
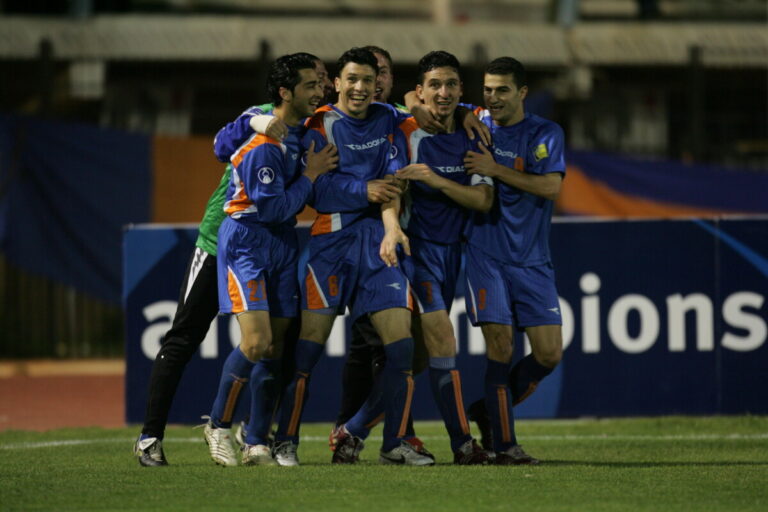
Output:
[1, 417, 767, 511]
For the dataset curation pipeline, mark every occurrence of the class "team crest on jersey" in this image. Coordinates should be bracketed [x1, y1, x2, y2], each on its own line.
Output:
[258, 167, 275, 184]
[534, 143, 549, 161]
[389, 145, 398, 159]
[301, 152, 308, 167]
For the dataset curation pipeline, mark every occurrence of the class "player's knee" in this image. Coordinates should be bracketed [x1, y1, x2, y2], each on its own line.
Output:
[537, 346, 562, 368]
[240, 333, 272, 361]
[486, 337, 513, 363]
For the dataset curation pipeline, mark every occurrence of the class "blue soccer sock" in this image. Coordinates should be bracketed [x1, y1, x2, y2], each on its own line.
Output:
[245, 358, 281, 446]
[210, 346, 256, 428]
[381, 338, 415, 452]
[429, 357, 472, 453]
[485, 358, 517, 452]
[275, 339, 325, 443]
[509, 354, 555, 405]
[345, 373, 385, 439]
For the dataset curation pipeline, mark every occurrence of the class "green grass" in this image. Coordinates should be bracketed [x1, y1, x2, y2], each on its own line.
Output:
[1, 417, 767, 511]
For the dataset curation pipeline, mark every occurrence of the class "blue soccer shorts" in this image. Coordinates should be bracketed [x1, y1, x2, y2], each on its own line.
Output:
[302, 220, 413, 320]
[464, 244, 562, 328]
[217, 217, 299, 317]
[401, 237, 460, 314]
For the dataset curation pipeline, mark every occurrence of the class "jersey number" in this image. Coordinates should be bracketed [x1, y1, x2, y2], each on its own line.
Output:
[247, 279, 266, 302]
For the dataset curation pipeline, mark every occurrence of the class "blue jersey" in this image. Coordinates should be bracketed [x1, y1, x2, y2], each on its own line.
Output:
[225, 124, 311, 228]
[465, 110, 565, 266]
[305, 103, 408, 235]
[213, 104, 273, 163]
[394, 117, 492, 244]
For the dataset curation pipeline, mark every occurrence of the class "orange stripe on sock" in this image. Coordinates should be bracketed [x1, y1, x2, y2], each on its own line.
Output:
[451, 370, 470, 435]
[497, 386, 511, 443]
[222, 378, 245, 423]
[287, 376, 307, 436]
[397, 374, 415, 438]
[513, 382, 539, 406]
[364, 413, 385, 430]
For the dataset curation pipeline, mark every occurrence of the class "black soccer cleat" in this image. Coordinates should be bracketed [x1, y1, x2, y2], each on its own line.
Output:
[134, 436, 169, 467]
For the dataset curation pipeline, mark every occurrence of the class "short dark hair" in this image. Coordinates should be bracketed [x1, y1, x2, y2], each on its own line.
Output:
[485, 57, 527, 88]
[267, 53, 318, 106]
[294, 52, 321, 63]
[363, 45, 393, 68]
[336, 47, 379, 77]
[417, 50, 461, 84]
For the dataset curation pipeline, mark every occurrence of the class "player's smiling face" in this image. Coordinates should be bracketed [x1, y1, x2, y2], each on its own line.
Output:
[417, 66, 462, 123]
[335, 62, 376, 119]
[483, 73, 528, 126]
[291, 68, 324, 118]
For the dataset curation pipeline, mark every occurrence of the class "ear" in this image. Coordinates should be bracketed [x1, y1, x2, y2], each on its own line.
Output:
[416, 84, 424, 102]
[334, 76, 341, 93]
[279, 86, 292, 104]
[519, 85, 529, 101]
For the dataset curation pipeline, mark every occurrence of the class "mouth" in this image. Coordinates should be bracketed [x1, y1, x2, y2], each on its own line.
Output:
[348, 93, 369, 104]
[374, 88, 383, 101]
[488, 104, 504, 114]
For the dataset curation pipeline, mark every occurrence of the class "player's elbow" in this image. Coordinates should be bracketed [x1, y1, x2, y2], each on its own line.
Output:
[476, 187, 494, 213]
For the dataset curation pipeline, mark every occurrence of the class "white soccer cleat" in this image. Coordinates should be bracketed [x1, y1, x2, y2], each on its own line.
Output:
[234, 420, 246, 448]
[379, 441, 436, 466]
[202, 421, 239, 467]
[272, 441, 300, 467]
[242, 444, 277, 466]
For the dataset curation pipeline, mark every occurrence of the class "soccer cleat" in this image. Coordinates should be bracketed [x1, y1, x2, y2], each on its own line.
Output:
[495, 444, 540, 466]
[453, 438, 492, 465]
[272, 441, 300, 467]
[405, 436, 435, 462]
[330, 425, 365, 464]
[202, 420, 239, 467]
[241, 444, 277, 466]
[134, 436, 168, 467]
[234, 420, 247, 448]
[467, 399, 493, 451]
[379, 441, 436, 466]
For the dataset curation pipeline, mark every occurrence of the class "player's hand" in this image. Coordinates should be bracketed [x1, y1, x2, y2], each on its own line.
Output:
[459, 109, 492, 146]
[265, 117, 289, 140]
[303, 141, 338, 182]
[379, 228, 410, 267]
[411, 103, 446, 134]
[464, 143, 501, 178]
[395, 164, 438, 188]
[367, 176, 402, 203]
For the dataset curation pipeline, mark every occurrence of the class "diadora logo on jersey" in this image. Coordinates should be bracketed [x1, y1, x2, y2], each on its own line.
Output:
[534, 143, 549, 161]
[345, 137, 388, 151]
[548, 307, 560, 315]
[435, 165, 465, 174]
[385, 282, 402, 290]
[494, 148, 518, 159]
[258, 167, 275, 184]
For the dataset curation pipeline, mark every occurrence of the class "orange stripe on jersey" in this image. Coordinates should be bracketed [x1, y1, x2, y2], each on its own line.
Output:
[398, 117, 421, 160]
[286, 375, 307, 436]
[497, 387, 512, 443]
[473, 106, 484, 116]
[231, 133, 281, 168]
[304, 105, 333, 138]
[222, 377, 246, 423]
[227, 269, 246, 313]
[397, 373, 415, 438]
[451, 370, 471, 435]
[407, 281, 415, 312]
[310, 214, 333, 235]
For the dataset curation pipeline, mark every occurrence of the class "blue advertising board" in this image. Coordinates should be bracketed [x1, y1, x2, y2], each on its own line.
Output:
[124, 218, 768, 425]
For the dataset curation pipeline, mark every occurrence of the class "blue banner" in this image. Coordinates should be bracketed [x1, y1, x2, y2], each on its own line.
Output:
[124, 218, 768, 424]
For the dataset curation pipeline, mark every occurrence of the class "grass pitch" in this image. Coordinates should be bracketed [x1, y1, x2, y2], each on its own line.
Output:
[1, 416, 766, 511]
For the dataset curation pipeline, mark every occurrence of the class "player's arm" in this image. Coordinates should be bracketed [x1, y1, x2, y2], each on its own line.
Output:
[454, 104, 492, 146]
[379, 195, 410, 267]
[395, 164, 493, 212]
[243, 144, 316, 225]
[464, 142, 563, 201]
[213, 104, 287, 162]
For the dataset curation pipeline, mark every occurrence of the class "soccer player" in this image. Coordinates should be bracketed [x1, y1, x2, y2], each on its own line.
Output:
[462, 57, 565, 465]
[132, 55, 331, 467]
[201, 53, 338, 467]
[271, 47, 435, 467]
[332, 51, 494, 465]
